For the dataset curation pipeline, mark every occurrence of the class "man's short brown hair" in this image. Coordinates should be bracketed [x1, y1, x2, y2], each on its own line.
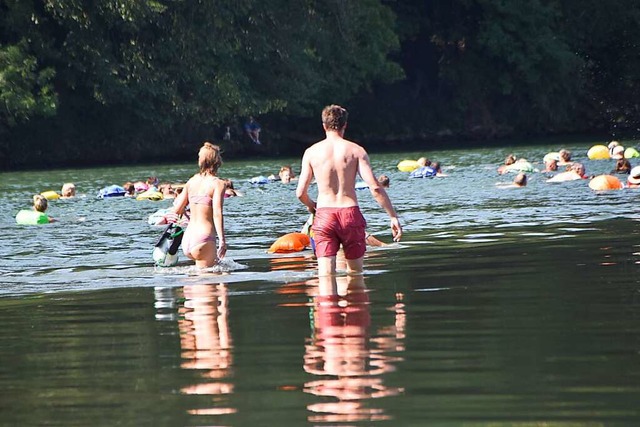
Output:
[322, 105, 348, 131]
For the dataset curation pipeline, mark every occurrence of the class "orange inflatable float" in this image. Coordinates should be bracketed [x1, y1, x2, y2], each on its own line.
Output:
[268, 232, 311, 253]
[588, 175, 623, 191]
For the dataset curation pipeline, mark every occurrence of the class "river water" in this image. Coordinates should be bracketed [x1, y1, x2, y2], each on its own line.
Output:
[1, 140, 640, 426]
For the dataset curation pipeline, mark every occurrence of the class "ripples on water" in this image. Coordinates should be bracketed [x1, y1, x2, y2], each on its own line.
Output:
[2, 143, 638, 295]
[1, 141, 640, 425]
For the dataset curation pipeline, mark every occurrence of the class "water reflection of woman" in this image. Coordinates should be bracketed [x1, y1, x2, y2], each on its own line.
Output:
[303, 273, 405, 423]
[178, 283, 236, 416]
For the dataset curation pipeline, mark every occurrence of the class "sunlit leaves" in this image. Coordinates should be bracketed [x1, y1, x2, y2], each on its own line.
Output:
[0, 40, 57, 126]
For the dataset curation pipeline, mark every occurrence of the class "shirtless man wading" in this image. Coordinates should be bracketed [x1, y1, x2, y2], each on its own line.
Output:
[296, 105, 402, 276]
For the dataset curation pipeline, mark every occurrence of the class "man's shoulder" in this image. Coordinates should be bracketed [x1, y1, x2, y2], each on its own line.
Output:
[305, 138, 329, 152]
[305, 137, 365, 155]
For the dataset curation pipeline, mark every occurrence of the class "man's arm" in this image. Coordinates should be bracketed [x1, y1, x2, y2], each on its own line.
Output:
[358, 153, 403, 242]
[296, 150, 317, 214]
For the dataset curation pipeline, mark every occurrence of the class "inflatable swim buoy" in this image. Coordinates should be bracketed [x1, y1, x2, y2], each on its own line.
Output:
[624, 147, 640, 158]
[16, 210, 50, 225]
[587, 145, 610, 160]
[504, 160, 535, 173]
[397, 160, 420, 172]
[410, 166, 436, 178]
[97, 185, 126, 199]
[588, 175, 623, 191]
[268, 232, 311, 253]
[355, 181, 369, 190]
[41, 190, 60, 201]
[543, 152, 560, 163]
[136, 190, 164, 201]
[250, 176, 269, 185]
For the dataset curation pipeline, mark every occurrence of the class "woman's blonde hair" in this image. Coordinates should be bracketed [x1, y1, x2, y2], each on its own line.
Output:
[198, 142, 222, 175]
[33, 195, 48, 212]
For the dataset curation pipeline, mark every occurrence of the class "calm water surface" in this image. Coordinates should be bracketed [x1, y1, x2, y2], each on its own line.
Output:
[1, 140, 640, 426]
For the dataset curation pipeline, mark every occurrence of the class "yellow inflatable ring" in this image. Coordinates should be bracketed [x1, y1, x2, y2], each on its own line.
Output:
[397, 159, 420, 172]
[136, 190, 164, 201]
[268, 232, 311, 253]
[41, 190, 60, 200]
[587, 145, 610, 160]
[589, 175, 623, 191]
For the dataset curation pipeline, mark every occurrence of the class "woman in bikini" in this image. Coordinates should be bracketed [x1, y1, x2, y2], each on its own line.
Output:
[172, 142, 227, 268]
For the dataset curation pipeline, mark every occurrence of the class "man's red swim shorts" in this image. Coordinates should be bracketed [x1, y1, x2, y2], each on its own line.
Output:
[312, 206, 366, 259]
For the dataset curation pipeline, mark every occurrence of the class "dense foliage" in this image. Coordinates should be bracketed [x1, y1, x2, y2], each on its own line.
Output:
[1, 0, 638, 169]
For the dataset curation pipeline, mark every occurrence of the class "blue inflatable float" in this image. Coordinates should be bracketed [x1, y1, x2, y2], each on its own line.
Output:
[410, 166, 437, 178]
[97, 185, 126, 199]
[250, 176, 270, 185]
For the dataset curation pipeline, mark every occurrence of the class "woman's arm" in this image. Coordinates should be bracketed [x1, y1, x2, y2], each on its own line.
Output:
[212, 180, 227, 259]
[172, 181, 189, 215]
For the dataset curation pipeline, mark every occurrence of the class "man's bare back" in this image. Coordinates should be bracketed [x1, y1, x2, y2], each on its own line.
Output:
[297, 132, 399, 223]
[299, 135, 365, 209]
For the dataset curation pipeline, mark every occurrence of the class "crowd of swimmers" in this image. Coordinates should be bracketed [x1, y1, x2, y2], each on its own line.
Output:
[494, 141, 640, 189]
[14, 98, 640, 277]
[19, 138, 640, 227]
[15, 183, 76, 223]
[18, 138, 640, 204]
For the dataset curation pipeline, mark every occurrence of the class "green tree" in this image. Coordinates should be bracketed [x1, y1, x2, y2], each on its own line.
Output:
[361, 0, 590, 141]
[1, 0, 403, 168]
[0, 41, 56, 126]
[557, 0, 640, 138]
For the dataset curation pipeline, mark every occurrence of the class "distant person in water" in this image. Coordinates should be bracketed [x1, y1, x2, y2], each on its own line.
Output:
[377, 174, 390, 188]
[159, 183, 176, 199]
[431, 161, 448, 177]
[269, 165, 297, 183]
[60, 183, 76, 198]
[558, 149, 573, 166]
[543, 158, 558, 173]
[610, 145, 625, 160]
[222, 179, 242, 197]
[612, 158, 631, 174]
[16, 194, 57, 224]
[513, 173, 527, 187]
[496, 172, 527, 188]
[547, 162, 588, 182]
[497, 154, 517, 174]
[627, 166, 640, 188]
[34, 194, 56, 222]
[123, 182, 135, 197]
[417, 157, 431, 167]
[608, 141, 624, 159]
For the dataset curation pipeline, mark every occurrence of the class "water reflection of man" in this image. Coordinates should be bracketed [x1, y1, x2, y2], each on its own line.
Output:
[303, 273, 404, 423]
[178, 283, 236, 416]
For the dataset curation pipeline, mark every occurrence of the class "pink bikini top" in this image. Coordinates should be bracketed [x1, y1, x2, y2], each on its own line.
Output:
[189, 194, 213, 205]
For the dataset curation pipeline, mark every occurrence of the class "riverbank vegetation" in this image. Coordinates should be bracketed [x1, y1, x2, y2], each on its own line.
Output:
[2, 0, 639, 169]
